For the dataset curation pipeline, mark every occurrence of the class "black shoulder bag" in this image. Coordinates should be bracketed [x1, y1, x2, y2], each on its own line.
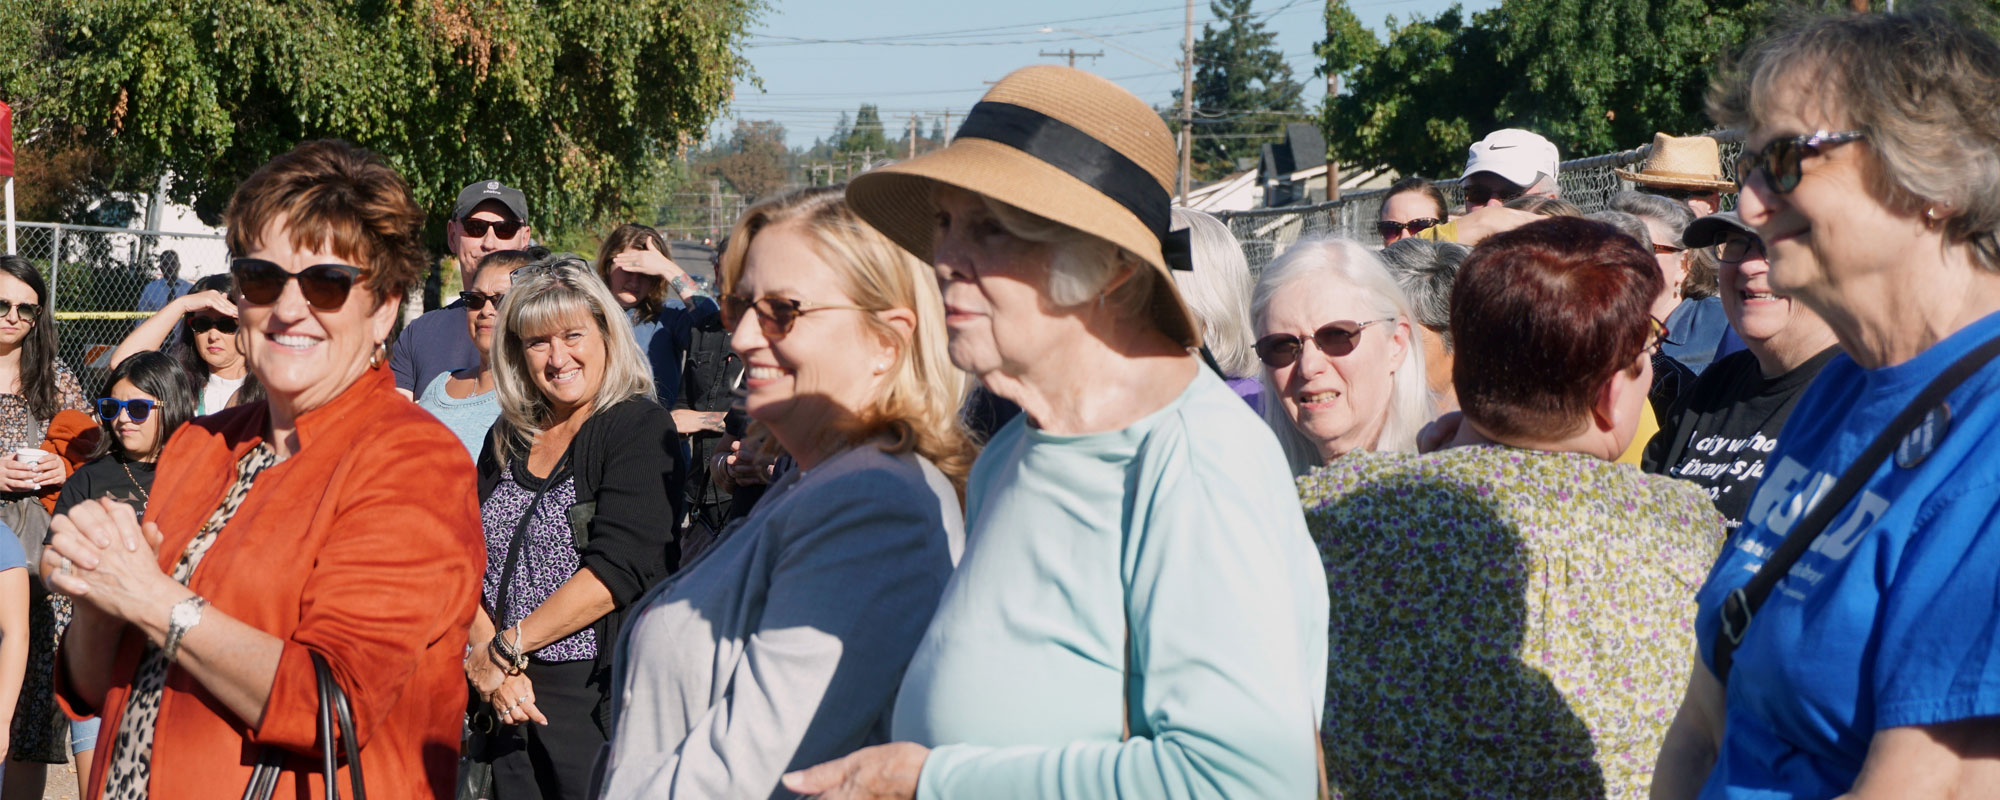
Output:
[1713, 334, 2000, 683]
[242, 651, 367, 799]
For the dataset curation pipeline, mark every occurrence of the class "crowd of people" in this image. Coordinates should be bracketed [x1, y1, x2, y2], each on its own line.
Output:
[0, 6, 1987, 800]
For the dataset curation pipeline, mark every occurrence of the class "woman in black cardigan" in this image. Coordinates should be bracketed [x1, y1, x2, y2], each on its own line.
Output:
[463, 254, 682, 800]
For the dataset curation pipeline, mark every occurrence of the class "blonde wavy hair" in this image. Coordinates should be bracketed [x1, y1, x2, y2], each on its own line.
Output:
[719, 186, 978, 492]
[490, 253, 656, 460]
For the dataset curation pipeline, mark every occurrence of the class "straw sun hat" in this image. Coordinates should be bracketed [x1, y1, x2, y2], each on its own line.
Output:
[846, 65, 1201, 349]
[1613, 132, 1738, 192]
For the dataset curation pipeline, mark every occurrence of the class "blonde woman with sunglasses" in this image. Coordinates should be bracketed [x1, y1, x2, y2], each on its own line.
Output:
[595, 186, 974, 799]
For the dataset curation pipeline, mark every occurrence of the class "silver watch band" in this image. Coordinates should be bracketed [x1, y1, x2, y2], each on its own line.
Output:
[164, 596, 208, 663]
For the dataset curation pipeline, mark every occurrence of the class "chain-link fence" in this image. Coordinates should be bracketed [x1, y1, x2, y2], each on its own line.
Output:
[1215, 131, 1745, 273]
[7, 221, 230, 394]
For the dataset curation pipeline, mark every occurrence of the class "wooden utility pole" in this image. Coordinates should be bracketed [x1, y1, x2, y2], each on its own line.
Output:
[908, 114, 920, 159]
[1178, 0, 1195, 202]
[1040, 49, 1103, 68]
[940, 110, 956, 144]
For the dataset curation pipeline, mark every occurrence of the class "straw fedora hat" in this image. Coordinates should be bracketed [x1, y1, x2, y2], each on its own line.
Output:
[846, 65, 1201, 349]
[1613, 132, 1737, 192]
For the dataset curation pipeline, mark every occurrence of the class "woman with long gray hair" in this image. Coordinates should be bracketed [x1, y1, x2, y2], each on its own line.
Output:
[1170, 208, 1261, 410]
[1252, 236, 1431, 474]
[1379, 237, 1470, 413]
[464, 253, 682, 799]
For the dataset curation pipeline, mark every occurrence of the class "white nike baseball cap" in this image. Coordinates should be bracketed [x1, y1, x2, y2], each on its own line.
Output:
[1462, 129, 1561, 187]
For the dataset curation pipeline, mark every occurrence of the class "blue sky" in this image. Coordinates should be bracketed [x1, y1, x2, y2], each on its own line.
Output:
[727, 0, 1504, 150]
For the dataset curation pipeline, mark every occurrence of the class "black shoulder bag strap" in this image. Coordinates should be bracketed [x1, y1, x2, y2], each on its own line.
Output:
[493, 449, 575, 630]
[1713, 333, 2000, 683]
[241, 652, 366, 799]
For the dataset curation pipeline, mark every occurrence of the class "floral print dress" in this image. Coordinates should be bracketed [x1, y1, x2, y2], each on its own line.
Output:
[1300, 446, 1723, 800]
[7, 361, 92, 764]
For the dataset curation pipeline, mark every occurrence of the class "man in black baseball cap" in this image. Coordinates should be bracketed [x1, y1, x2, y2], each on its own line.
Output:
[392, 179, 535, 398]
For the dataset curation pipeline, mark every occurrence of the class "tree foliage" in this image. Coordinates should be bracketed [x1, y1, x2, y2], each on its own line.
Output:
[0, 0, 762, 238]
[701, 119, 789, 201]
[1177, 0, 1304, 181]
[1317, 0, 1770, 179]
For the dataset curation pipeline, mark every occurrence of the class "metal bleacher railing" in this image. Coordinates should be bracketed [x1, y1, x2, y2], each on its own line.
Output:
[1214, 130, 1746, 273]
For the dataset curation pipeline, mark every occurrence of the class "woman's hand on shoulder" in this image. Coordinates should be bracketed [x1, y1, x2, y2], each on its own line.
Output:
[782, 742, 929, 800]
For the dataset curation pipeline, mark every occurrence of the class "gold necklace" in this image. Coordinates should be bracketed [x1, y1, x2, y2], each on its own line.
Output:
[119, 459, 150, 503]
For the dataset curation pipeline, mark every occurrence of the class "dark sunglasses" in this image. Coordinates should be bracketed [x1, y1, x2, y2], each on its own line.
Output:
[459, 217, 525, 239]
[1254, 318, 1396, 368]
[0, 300, 41, 321]
[231, 258, 365, 311]
[1716, 234, 1766, 264]
[184, 315, 239, 335]
[459, 290, 506, 311]
[1735, 130, 1867, 194]
[95, 397, 156, 422]
[1463, 182, 1526, 208]
[720, 295, 870, 339]
[1377, 218, 1441, 240]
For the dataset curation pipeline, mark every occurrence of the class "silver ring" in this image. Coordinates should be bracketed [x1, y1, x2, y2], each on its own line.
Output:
[57, 556, 71, 576]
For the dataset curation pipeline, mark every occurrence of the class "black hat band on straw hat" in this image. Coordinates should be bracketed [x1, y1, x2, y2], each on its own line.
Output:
[955, 101, 1193, 271]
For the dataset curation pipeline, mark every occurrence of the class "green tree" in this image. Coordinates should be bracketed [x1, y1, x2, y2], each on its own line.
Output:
[1316, 0, 1770, 180]
[703, 119, 790, 201]
[1176, 0, 1305, 181]
[839, 104, 893, 159]
[0, 0, 762, 240]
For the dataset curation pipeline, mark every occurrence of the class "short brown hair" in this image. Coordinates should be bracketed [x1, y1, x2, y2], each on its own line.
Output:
[224, 139, 427, 303]
[1452, 218, 1661, 440]
[1709, 8, 2000, 270]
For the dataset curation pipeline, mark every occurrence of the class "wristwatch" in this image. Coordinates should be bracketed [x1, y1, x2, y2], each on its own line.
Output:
[164, 595, 208, 663]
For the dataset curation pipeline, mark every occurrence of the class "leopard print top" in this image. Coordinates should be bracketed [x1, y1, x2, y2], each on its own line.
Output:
[101, 444, 279, 799]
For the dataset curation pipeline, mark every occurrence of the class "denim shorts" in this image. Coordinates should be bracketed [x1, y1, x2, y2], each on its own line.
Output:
[70, 716, 99, 756]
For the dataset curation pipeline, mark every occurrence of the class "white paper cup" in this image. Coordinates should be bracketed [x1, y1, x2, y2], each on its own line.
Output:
[13, 448, 48, 465]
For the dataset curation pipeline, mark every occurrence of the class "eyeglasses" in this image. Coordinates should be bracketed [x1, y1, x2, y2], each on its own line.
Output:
[459, 290, 506, 311]
[1647, 317, 1681, 355]
[1652, 242, 1687, 256]
[1716, 234, 1767, 264]
[0, 300, 41, 321]
[231, 259, 366, 311]
[1463, 182, 1526, 208]
[1735, 130, 1867, 194]
[184, 315, 238, 335]
[1254, 318, 1396, 368]
[95, 397, 156, 423]
[1377, 218, 1442, 240]
[720, 295, 871, 339]
[459, 217, 525, 239]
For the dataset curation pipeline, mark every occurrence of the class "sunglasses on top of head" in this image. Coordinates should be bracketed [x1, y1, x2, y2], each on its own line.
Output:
[95, 397, 156, 423]
[1254, 318, 1397, 368]
[459, 217, 525, 239]
[719, 295, 870, 339]
[230, 258, 366, 311]
[1377, 218, 1442, 240]
[184, 314, 239, 335]
[1735, 130, 1867, 194]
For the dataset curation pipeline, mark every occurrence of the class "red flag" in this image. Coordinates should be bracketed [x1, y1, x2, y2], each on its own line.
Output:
[0, 102, 13, 178]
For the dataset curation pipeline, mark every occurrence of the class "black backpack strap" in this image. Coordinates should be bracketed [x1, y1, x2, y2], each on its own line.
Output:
[1713, 333, 2000, 682]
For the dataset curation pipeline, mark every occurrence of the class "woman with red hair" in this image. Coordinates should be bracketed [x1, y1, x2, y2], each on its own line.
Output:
[1303, 217, 1724, 798]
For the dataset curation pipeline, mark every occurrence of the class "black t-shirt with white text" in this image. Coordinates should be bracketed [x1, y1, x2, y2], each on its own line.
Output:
[1642, 347, 1838, 534]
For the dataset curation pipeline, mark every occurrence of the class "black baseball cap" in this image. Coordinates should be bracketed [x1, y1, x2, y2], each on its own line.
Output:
[453, 180, 530, 223]
[1682, 210, 1755, 249]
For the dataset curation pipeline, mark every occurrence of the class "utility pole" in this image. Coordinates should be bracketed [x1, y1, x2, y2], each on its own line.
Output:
[908, 114, 920, 159]
[940, 109, 956, 144]
[1039, 49, 1103, 68]
[1178, 0, 1195, 202]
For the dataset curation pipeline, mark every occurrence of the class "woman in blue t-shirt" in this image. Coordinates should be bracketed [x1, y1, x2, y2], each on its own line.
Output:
[1652, 11, 2000, 799]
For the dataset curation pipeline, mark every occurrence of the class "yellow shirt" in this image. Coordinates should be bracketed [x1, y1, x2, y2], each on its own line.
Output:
[1618, 402, 1661, 465]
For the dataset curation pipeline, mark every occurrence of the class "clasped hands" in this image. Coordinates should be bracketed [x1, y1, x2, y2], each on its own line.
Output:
[0, 451, 65, 494]
[464, 629, 547, 727]
[40, 497, 178, 621]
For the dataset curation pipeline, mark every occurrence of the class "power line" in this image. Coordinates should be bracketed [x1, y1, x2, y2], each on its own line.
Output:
[747, 0, 1317, 48]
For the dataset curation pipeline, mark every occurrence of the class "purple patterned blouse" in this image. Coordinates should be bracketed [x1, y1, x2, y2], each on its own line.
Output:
[480, 460, 595, 662]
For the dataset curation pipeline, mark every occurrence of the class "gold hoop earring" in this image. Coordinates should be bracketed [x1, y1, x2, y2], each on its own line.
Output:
[368, 341, 388, 369]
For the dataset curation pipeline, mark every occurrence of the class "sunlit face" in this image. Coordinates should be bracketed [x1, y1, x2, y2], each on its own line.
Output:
[1379, 190, 1445, 245]
[107, 378, 163, 460]
[449, 203, 531, 284]
[521, 313, 607, 416]
[237, 216, 399, 416]
[465, 266, 513, 356]
[1736, 76, 1922, 309]
[191, 312, 244, 374]
[730, 222, 893, 428]
[1258, 278, 1410, 462]
[1717, 229, 1831, 350]
[929, 186, 1065, 379]
[1642, 217, 1690, 303]
[607, 246, 659, 310]
[0, 273, 39, 348]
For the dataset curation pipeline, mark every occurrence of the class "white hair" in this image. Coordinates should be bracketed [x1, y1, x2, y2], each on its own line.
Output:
[1169, 208, 1257, 379]
[984, 195, 1156, 321]
[1252, 235, 1432, 475]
